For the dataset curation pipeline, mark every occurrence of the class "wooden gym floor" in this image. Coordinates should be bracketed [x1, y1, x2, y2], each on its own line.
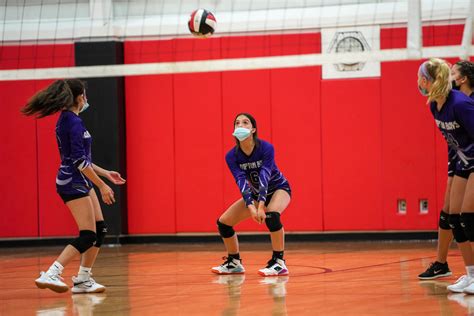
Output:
[0, 241, 471, 315]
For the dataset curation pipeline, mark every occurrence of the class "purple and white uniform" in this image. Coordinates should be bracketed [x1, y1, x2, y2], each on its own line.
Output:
[226, 139, 291, 206]
[447, 92, 474, 176]
[431, 90, 474, 177]
[55, 110, 93, 194]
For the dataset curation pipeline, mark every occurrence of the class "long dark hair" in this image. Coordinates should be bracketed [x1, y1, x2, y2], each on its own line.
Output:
[233, 112, 259, 149]
[21, 79, 86, 118]
[455, 60, 474, 88]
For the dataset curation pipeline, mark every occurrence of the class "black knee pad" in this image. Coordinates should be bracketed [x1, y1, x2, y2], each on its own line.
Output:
[95, 221, 108, 247]
[461, 212, 474, 242]
[265, 212, 283, 232]
[217, 220, 235, 238]
[70, 230, 97, 253]
[439, 210, 450, 230]
[449, 214, 468, 243]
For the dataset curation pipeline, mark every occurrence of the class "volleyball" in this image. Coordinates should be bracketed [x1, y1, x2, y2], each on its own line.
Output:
[188, 9, 216, 38]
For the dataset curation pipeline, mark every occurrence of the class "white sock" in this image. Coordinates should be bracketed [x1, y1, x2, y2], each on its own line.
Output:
[466, 265, 474, 278]
[77, 266, 91, 281]
[48, 261, 64, 275]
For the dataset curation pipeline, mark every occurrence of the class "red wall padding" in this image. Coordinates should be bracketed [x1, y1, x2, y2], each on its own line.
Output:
[124, 26, 467, 234]
[124, 33, 322, 234]
[271, 67, 323, 231]
[124, 33, 321, 63]
[0, 44, 75, 70]
[380, 24, 465, 49]
[380, 61, 438, 229]
[2, 25, 468, 237]
[173, 73, 224, 232]
[0, 81, 39, 237]
[0, 44, 74, 237]
[125, 75, 176, 234]
[320, 79, 383, 231]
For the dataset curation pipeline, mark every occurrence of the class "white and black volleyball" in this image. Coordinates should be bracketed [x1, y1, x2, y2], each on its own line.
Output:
[188, 9, 216, 38]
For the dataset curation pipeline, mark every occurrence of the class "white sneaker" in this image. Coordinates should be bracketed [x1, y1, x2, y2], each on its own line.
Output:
[258, 258, 289, 276]
[447, 275, 471, 293]
[35, 271, 69, 293]
[71, 276, 106, 294]
[464, 279, 474, 294]
[211, 257, 245, 274]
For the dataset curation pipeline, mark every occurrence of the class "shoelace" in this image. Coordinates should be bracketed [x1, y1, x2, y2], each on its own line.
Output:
[427, 262, 437, 272]
[220, 256, 236, 268]
[266, 258, 278, 269]
[73, 273, 96, 286]
[48, 272, 65, 282]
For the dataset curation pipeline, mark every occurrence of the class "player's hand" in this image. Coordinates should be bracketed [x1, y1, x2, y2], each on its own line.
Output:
[249, 205, 260, 224]
[106, 171, 126, 185]
[256, 208, 266, 224]
[99, 184, 115, 205]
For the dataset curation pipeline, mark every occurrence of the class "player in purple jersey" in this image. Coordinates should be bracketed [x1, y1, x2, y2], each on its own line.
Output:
[452, 61, 474, 97]
[418, 58, 474, 294]
[419, 60, 474, 280]
[211, 113, 291, 276]
[22, 79, 125, 294]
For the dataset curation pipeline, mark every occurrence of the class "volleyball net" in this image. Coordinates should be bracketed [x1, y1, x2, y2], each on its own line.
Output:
[0, 0, 472, 81]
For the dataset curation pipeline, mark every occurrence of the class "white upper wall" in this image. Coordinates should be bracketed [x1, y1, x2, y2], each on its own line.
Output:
[0, 0, 470, 43]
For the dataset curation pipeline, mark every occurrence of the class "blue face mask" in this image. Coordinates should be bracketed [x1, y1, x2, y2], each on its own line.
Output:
[418, 85, 429, 96]
[232, 127, 251, 141]
[79, 102, 90, 113]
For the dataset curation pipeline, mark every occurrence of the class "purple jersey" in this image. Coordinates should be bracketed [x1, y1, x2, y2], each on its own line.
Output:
[431, 90, 474, 171]
[448, 92, 474, 176]
[225, 139, 290, 206]
[55, 110, 93, 194]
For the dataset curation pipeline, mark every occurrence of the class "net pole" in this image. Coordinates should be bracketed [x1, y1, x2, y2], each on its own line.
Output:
[460, 0, 473, 60]
[407, 0, 422, 60]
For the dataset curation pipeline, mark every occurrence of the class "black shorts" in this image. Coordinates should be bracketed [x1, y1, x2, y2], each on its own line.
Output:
[455, 168, 474, 179]
[58, 192, 90, 203]
[251, 185, 292, 207]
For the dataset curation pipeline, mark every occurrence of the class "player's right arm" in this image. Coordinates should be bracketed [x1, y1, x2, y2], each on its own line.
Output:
[225, 151, 260, 223]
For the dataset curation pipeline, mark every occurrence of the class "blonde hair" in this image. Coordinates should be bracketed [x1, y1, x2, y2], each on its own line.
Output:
[420, 58, 451, 102]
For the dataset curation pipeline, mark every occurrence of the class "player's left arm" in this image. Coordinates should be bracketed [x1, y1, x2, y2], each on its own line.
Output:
[92, 163, 126, 185]
[257, 143, 274, 207]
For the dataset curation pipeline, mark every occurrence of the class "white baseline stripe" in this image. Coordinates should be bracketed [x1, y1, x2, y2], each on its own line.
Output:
[0, 46, 471, 81]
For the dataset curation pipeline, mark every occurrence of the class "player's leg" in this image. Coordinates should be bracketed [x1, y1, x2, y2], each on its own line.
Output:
[258, 189, 291, 276]
[446, 175, 474, 293]
[35, 194, 96, 293]
[418, 177, 453, 279]
[456, 172, 474, 294]
[72, 188, 106, 294]
[212, 199, 252, 274]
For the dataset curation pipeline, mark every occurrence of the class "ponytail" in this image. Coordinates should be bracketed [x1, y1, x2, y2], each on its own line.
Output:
[21, 79, 85, 118]
[422, 58, 451, 103]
